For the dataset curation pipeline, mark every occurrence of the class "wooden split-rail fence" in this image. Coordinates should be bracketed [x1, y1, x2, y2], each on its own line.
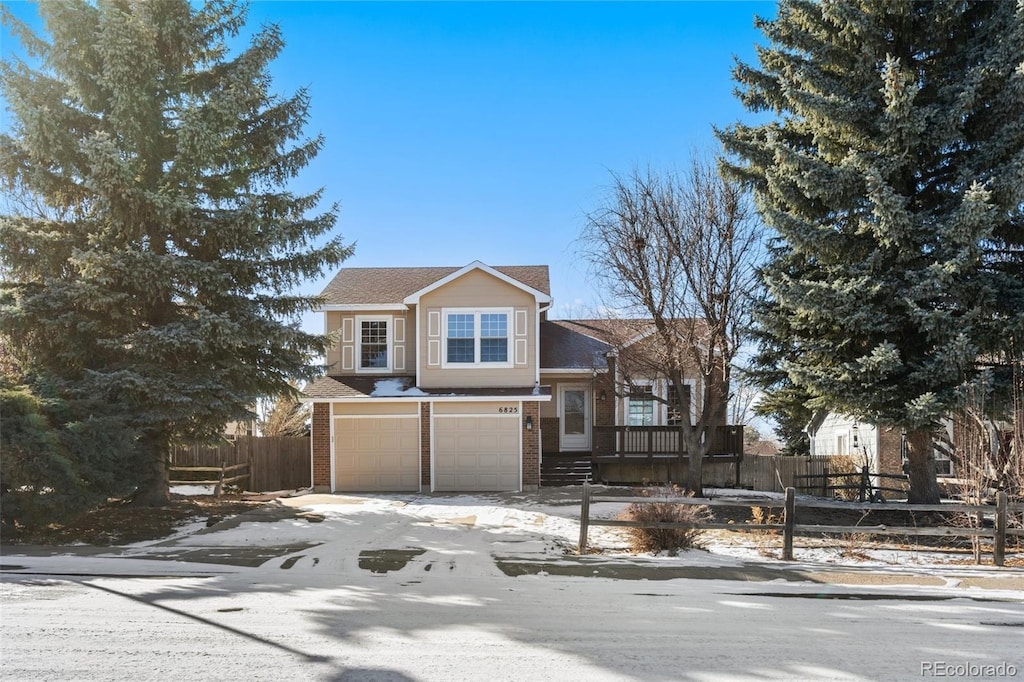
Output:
[577, 482, 1022, 566]
[169, 461, 250, 496]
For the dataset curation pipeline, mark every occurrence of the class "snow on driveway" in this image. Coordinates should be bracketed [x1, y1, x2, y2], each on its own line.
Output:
[2, 490, 1022, 681]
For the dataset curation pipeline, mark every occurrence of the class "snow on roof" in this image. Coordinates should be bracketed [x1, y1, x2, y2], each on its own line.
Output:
[370, 378, 428, 397]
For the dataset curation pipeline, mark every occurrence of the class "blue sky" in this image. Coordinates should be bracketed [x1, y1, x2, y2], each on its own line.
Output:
[2, 1, 775, 333]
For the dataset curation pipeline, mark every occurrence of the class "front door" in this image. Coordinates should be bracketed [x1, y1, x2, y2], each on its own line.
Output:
[559, 385, 591, 451]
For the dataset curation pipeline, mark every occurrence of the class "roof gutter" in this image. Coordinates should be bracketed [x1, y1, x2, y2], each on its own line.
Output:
[314, 304, 410, 313]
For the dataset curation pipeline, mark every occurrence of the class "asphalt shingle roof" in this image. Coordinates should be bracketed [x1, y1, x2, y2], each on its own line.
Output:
[320, 265, 550, 305]
[539, 320, 613, 370]
[302, 375, 552, 400]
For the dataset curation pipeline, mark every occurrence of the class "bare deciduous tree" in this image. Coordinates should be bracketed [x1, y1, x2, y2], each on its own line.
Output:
[580, 155, 762, 494]
[259, 390, 310, 438]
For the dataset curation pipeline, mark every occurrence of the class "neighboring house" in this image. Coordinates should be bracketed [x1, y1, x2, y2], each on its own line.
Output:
[805, 411, 952, 476]
[223, 418, 256, 438]
[302, 261, 742, 493]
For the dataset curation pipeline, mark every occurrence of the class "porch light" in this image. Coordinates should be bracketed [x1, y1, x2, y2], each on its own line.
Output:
[598, 390, 607, 402]
[526, 415, 533, 430]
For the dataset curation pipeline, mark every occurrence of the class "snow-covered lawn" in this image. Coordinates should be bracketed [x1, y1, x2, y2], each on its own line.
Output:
[2, 488, 1022, 681]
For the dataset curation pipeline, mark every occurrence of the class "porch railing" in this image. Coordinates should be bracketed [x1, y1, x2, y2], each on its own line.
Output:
[592, 424, 744, 460]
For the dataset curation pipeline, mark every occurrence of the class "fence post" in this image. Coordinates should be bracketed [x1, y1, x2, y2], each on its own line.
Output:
[783, 486, 795, 561]
[578, 481, 591, 555]
[215, 461, 225, 497]
[858, 465, 869, 502]
[994, 491, 1007, 567]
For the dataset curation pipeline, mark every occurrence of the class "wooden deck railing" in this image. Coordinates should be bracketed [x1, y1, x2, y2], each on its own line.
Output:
[592, 424, 744, 459]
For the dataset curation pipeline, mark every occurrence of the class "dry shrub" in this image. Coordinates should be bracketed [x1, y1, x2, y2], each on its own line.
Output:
[620, 485, 710, 555]
[828, 454, 864, 501]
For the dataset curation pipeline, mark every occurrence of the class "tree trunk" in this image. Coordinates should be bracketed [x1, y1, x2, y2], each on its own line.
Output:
[131, 431, 171, 507]
[905, 428, 941, 504]
[686, 451, 704, 497]
[681, 428, 704, 496]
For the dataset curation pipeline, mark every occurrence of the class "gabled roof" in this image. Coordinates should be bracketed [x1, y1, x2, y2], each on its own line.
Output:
[319, 263, 551, 307]
[404, 261, 551, 304]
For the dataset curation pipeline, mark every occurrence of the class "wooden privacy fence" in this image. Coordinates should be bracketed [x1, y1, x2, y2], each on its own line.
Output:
[732, 455, 832, 493]
[170, 435, 310, 492]
[689, 454, 832, 492]
[577, 482, 1022, 566]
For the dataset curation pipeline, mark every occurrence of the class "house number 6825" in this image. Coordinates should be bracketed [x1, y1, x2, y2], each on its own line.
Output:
[498, 407, 519, 414]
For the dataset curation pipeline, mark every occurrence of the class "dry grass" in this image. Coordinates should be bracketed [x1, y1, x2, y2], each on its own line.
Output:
[748, 505, 782, 556]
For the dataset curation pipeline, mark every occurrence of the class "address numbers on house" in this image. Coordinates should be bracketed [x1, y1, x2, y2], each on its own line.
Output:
[497, 406, 519, 414]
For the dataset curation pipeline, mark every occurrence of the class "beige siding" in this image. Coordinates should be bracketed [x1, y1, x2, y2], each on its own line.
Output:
[418, 269, 537, 388]
[325, 311, 343, 370]
[333, 402, 419, 416]
[433, 400, 518, 415]
[324, 309, 416, 376]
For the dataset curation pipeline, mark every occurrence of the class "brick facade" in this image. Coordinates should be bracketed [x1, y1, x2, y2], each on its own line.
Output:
[312, 402, 331, 492]
[878, 426, 904, 477]
[522, 401, 541, 489]
[594, 365, 616, 428]
[540, 418, 560, 452]
[420, 401, 431, 489]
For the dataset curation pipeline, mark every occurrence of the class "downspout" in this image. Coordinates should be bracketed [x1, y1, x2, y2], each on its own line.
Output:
[536, 301, 551, 387]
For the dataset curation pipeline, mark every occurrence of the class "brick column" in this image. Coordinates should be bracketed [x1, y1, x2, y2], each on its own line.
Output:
[522, 401, 541, 490]
[878, 427, 904, 476]
[594, 368, 616, 427]
[312, 402, 331, 492]
[420, 401, 431, 490]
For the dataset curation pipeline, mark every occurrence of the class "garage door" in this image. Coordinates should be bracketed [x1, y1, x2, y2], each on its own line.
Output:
[434, 415, 520, 491]
[334, 417, 419, 492]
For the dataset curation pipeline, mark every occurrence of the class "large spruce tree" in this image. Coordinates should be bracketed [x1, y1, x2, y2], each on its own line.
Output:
[718, 1, 1024, 502]
[0, 0, 351, 506]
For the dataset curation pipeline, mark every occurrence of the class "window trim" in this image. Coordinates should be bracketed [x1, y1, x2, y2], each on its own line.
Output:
[626, 382, 655, 427]
[355, 315, 392, 373]
[441, 307, 514, 369]
[663, 379, 696, 427]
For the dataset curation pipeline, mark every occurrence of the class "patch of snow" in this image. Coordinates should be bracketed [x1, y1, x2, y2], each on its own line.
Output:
[371, 378, 428, 397]
[170, 484, 216, 496]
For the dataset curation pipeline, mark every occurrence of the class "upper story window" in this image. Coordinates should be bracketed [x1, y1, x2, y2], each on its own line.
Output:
[357, 316, 390, 372]
[443, 308, 512, 368]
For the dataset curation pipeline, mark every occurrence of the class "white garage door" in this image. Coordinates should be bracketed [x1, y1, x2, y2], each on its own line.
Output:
[434, 416, 520, 492]
[334, 417, 419, 492]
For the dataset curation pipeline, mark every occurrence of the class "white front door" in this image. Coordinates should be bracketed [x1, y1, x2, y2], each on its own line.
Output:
[559, 385, 591, 451]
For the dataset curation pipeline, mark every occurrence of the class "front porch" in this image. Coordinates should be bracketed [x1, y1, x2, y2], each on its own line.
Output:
[541, 425, 745, 486]
[592, 424, 744, 459]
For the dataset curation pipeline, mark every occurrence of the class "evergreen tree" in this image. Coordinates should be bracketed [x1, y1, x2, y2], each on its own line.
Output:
[718, 1, 1024, 502]
[1, 0, 351, 506]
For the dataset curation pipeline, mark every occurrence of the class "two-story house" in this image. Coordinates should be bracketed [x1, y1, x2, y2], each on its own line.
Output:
[303, 261, 742, 493]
